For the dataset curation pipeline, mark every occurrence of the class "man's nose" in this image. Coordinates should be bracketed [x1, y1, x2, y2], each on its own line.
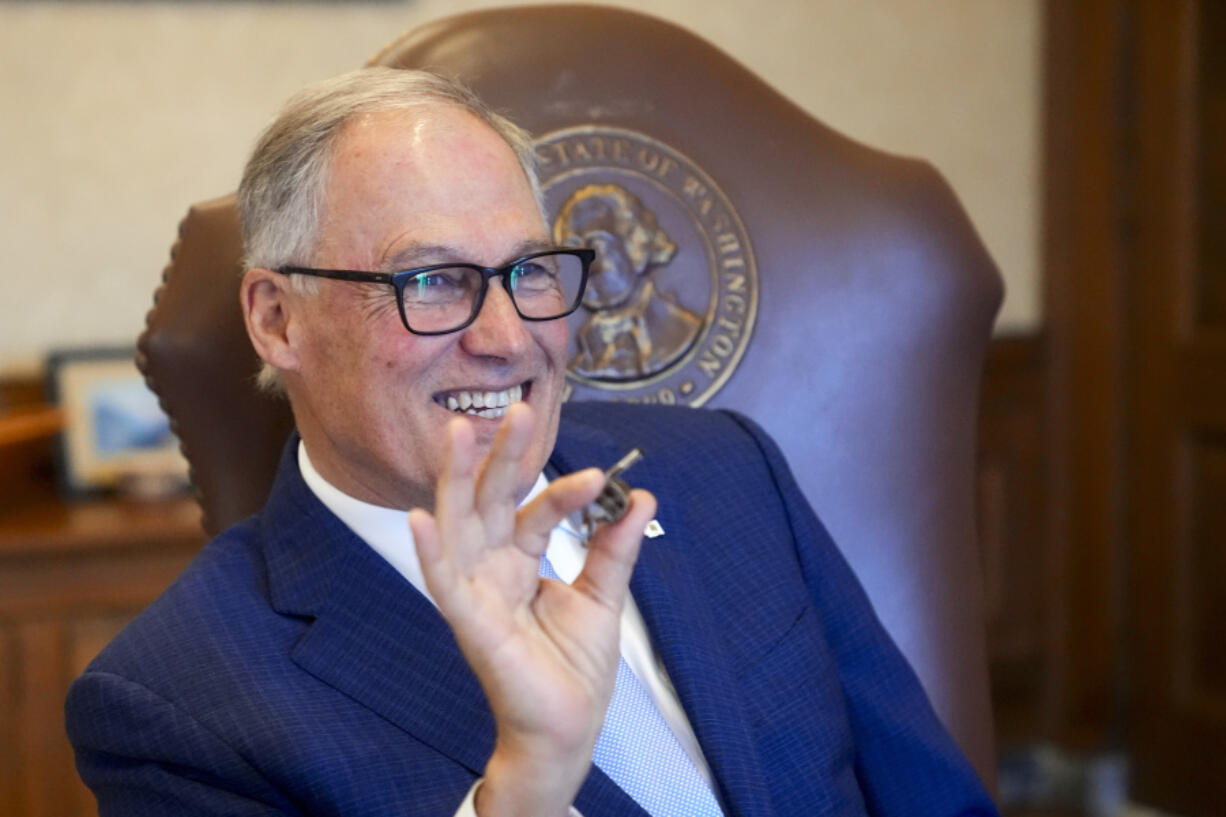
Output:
[459, 279, 531, 359]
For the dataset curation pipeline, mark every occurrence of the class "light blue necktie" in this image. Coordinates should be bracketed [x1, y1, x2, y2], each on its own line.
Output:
[539, 555, 725, 817]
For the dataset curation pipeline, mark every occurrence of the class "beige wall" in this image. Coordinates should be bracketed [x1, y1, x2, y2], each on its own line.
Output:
[0, 0, 1040, 373]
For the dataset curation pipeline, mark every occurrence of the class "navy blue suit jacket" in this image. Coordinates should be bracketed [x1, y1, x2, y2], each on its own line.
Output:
[67, 403, 996, 816]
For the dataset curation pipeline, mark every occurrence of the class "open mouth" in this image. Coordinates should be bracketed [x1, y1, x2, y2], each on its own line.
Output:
[432, 381, 529, 420]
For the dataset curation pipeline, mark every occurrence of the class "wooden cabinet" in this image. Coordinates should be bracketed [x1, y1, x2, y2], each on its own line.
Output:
[1127, 2, 1226, 811]
[1038, 2, 1226, 812]
[0, 497, 204, 817]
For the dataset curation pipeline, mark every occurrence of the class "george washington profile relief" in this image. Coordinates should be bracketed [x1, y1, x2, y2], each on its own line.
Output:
[554, 184, 703, 380]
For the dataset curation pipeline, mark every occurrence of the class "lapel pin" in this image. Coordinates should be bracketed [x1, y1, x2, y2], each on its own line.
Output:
[644, 519, 665, 538]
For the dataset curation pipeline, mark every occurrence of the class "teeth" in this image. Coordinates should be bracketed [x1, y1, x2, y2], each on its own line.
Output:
[437, 384, 526, 418]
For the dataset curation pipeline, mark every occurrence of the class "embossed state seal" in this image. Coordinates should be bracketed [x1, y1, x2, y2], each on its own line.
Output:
[536, 126, 758, 407]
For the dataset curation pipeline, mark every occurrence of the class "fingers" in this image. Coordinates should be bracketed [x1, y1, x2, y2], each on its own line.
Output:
[431, 406, 536, 561]
[419, 400, 652, 618]
[435, 416, 478, 524]
[408, 507, 451, 600]
[416, 405, 545, 613]
[515, 467, 606, 555]
[572, 489, 656, 610]
[474, 403, 534, 533]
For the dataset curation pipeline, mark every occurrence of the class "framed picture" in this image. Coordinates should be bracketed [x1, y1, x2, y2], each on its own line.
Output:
[45, 347, 188, 497]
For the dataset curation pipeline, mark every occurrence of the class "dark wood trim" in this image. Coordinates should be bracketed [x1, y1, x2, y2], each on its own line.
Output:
[1125, 2, 1226, 812]
[0, 374, 44, 412]
[1041, 0, 1130, 747]
[0, 375, 59, 512]
[978, 334, 1048, 747]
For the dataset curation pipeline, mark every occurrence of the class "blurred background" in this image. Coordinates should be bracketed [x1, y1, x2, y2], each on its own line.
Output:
[0, 1, 1219, 816]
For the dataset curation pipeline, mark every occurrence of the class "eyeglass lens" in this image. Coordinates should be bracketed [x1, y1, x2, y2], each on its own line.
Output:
[400, 252, 586, 333]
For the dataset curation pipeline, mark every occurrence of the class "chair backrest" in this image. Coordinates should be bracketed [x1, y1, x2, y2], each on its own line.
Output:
[139, 5, 1001, 787]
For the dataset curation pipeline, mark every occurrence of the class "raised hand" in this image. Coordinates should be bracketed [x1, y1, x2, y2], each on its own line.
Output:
[408, 403, 656, 817]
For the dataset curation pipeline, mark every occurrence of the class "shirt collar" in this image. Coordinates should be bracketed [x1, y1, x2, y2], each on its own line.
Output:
[298, 441, 571, 605]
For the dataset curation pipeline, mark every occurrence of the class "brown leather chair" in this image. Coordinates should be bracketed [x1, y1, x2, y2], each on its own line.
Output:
[140, 5, 1002, 790]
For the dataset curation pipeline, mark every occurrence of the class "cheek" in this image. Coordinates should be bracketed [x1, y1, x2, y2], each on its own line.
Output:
[536, 320, 571, 367]
[365, 320, 449, 379]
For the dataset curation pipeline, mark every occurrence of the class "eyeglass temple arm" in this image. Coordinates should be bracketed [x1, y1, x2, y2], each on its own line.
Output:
[277, 267, 396, 286]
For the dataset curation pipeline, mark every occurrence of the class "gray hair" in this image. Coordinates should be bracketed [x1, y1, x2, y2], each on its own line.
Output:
[238, 67, 544, 391]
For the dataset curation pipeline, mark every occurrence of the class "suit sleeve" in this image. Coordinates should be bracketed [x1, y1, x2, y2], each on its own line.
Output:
[66, 670, 303, 817]
[720, 411, 999, 817]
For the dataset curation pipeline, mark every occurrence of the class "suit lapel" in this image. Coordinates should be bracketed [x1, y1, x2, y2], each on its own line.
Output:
[629, 504, 774, 817]
[552, 412, 774, 817]
[292, 542, 498, 774]
[259, 439, 495, 774]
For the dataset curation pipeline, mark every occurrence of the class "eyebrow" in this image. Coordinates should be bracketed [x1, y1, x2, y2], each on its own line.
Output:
[381, 238, 556, 271]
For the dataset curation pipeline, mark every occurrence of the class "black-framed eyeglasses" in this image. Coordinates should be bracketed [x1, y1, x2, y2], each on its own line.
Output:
[277, 248, 593, 336]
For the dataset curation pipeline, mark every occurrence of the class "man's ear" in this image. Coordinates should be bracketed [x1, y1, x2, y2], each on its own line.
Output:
[241, 268, 302, 374]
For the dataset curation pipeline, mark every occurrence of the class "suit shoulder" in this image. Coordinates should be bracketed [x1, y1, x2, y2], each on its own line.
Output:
[561, 401, 766, 451]
[559, 403, 803, 520]
[81, 517, 287, 686]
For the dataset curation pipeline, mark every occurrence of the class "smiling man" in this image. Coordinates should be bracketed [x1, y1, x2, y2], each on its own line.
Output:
[243, 94, 570, 513]
[66, 68, 997, 817]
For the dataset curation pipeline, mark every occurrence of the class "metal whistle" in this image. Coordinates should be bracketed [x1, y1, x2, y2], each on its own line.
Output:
[581, 447, 644, 534]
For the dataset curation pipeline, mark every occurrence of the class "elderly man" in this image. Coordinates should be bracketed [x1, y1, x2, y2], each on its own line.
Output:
[66, 68, 996, 817]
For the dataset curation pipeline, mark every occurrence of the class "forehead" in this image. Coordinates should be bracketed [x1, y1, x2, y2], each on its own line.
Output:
[314, 105, 545, 267]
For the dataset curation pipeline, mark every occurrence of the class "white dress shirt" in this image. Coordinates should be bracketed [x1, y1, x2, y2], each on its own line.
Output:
[297, 443, 716, 816]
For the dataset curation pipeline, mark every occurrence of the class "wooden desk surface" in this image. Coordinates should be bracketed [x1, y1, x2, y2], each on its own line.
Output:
[0, 495, 204, 556]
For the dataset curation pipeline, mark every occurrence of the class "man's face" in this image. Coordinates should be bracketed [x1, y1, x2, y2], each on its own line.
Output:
[283, 106, 569, 511]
